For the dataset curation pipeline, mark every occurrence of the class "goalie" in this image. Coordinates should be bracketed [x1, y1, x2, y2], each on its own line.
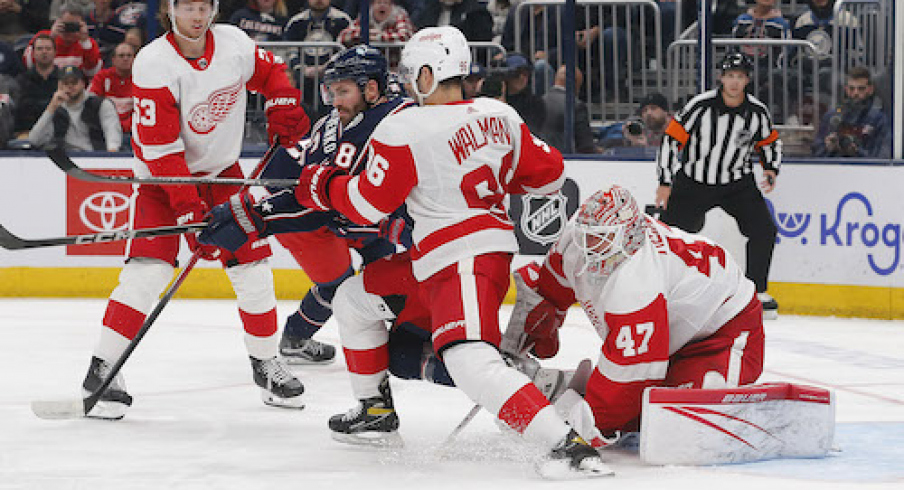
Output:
[507, 185, 834, 465]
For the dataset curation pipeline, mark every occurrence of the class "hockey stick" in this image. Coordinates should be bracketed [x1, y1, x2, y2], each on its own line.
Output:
[31, 143, 281, 420]
[47, 147, 298, 188]
[31, 252, 202, 419]
[0, 222, 206, 250]
[444, 402, 483, 444]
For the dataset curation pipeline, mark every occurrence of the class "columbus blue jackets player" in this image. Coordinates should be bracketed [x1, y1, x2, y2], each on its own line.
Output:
[202, 45, 416, 364]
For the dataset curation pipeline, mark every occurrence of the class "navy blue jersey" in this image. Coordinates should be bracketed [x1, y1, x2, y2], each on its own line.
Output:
[257, 96, 416, 243]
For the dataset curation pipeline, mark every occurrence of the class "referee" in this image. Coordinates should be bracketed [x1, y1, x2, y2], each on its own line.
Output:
[654, 52, 782, 319]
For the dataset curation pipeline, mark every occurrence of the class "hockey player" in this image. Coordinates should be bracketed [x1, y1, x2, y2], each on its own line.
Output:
[291, 26, 611, 478]
[511, 184, 765, 440]
[258, 45, 416, 365]
[81, 0, 310, 419]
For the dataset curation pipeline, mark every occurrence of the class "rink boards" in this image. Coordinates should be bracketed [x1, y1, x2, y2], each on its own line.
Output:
[0, 154, 901, 319]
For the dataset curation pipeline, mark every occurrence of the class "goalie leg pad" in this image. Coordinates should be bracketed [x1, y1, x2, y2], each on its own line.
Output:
[639, 383, 835, 465]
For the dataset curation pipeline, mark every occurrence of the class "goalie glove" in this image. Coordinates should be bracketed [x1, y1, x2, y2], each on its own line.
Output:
[502, 262, 566, 359]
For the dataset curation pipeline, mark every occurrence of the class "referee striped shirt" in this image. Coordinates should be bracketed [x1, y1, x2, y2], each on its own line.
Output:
[657, 88, 782, 186]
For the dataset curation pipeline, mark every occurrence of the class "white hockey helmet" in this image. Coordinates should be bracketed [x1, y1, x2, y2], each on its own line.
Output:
[573, 185, 648, 277]
[399, 26, 471, 101]
[168, 0, 219, 43]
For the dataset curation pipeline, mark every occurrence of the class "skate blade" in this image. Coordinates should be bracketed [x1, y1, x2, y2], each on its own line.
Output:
[762, 310, 778, 321]
[280, 355, 336, 366]
[260, 390, 306, 409]
[536, 457, 615, 480]
[331, 430, 404, 448]
[86, 400, 129, 420]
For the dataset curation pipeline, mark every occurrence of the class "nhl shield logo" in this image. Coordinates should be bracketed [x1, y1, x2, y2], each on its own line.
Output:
[520, 193, 568, 246]
[510, 178, 579, 255]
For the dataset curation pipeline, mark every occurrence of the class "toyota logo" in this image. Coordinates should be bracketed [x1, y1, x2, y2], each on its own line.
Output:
[79, 191, 130, 232]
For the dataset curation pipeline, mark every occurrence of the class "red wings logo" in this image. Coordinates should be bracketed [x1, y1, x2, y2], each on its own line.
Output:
[188, 79, 243, 134]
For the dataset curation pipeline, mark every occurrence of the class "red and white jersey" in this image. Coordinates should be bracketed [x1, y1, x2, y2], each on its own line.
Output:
[131, 24, 288, 178]
[23, 31, 103, 77]
[540, 217, 756, 381]
[329, 97, 565, 280]
[89, 67, 133, 133]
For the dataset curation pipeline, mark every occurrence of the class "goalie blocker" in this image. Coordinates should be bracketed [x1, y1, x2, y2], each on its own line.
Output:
[639, 383, 835, 465]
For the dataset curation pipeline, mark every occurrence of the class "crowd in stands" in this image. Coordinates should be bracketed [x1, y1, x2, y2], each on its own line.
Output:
[0, 0, 894, 159]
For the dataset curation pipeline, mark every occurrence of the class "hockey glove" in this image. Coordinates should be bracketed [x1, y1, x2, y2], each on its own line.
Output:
[378, 211, 413, 248]
[198, 193, 265, 253]
[264, 88, 309, 149]
[295, 164, 344, 212]
[524, 298, 566, 359]
[176, 201, 221, 261]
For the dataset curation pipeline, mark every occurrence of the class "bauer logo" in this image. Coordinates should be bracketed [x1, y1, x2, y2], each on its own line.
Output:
[66, 171, 134, 256]
[770, 192, 902, 276]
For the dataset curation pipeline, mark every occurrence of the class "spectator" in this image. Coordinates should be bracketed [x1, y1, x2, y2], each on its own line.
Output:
[462, 61, 485, 99]
[603, 92, 673, 149]
[13, 33, 58, 133]
[498, 52, 545, 134]
[229, 0, 289, 42]
[0, 0, 51, 44]
[88, 42, 134, 139]
[813, 66, 890, 159]
[0, 89, 13, 147]
[793, 0, 861, 97]
[500, 4, 557, 93]
[731, 0, 791, 120]
[0, 39, 24, 77]
[122, 26, 144, 52]
[28, 65, 121, 152]
[485, 0, 512, 44]
[284, 0, 351, 110]
[23, 2, 103, 78]
[87, 0, 147, 60]
[413, 0, 493, 42]
[539, 65, 599, 154]
[338, 0, 415, 47]
[340, 0, 424, 24]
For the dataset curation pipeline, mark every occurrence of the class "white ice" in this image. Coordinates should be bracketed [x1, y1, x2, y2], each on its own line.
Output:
[1, 298, 903, 490]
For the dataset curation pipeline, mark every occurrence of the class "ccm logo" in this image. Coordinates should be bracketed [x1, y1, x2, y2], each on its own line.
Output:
[74, 230, 135, 244]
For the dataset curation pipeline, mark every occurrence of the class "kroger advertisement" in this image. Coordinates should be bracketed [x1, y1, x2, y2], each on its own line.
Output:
[0, 156, 901, 291]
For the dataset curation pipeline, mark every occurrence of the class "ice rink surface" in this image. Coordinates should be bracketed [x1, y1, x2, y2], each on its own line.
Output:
[1, 298, 902, 490]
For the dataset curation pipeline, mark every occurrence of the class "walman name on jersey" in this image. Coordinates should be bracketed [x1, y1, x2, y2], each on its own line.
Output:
[448, 116, 512, 165]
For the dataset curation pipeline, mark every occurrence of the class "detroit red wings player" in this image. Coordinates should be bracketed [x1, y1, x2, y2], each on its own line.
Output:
[292, 27, 611, 478]
[79, 0, 310, 419]
[515, 185, 764, 439]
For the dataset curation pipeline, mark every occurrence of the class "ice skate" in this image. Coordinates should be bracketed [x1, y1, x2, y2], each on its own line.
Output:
[536, 429, 614, 479]
[82, 356, 133, 420]
[279, 333, 336, 365]
[250, 356, 306, 409]
[758, 292, 778, 320]
[328, 378, 402, 447]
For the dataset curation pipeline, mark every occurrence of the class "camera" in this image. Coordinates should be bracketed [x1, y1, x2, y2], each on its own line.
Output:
[62, 21, 81, 33]
[827, 109, 863, 157]
[625, 120, 644, 136]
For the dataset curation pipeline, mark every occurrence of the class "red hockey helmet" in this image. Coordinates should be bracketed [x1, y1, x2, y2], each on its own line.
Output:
[573, 185, 648, 277]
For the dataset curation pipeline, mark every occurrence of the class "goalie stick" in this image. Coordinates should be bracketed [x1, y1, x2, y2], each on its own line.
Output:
[0, 222, 206, 250]
[31, 142, 280, 420]
[47, 148, 299, 188]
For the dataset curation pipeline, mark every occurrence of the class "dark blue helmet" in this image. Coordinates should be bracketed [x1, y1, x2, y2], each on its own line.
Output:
[321, 45, 390, 104]
[719, 52, 753, 75]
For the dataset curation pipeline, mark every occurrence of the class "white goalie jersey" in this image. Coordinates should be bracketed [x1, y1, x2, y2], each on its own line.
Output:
[542, 216, 756, 378]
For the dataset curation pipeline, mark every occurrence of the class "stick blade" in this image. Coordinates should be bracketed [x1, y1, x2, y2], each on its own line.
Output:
[0, 223, 25, 250]
[31, 399, 87, 420]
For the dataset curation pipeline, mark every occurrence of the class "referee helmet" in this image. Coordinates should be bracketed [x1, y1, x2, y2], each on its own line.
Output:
[719, 52, 753, 75]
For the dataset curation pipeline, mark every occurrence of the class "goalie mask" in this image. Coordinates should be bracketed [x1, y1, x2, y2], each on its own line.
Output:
[573, 185, 648, 277]
[399, 26, 470, 102]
